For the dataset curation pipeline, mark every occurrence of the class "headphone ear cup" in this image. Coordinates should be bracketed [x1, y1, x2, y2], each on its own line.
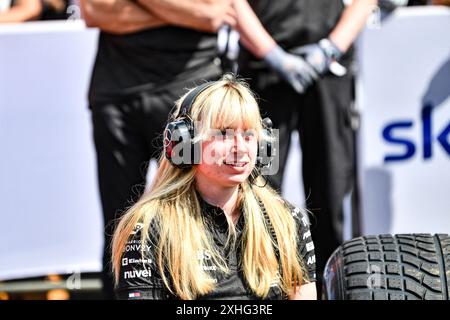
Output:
[256, 117, 276, 170]
[164, 119, 195, 168]
[164, 81, 214, 168]
[256, 133, 274, 168]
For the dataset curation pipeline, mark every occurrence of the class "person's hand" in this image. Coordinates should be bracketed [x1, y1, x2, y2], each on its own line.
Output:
[136, 0, 236, 33]
[290, 38, 343, 76]
[189, 0, 237, 32]
[263, 45, 319, 94]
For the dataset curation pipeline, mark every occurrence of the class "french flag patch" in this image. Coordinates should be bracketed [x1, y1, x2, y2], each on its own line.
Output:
[128, 292, 141, 298]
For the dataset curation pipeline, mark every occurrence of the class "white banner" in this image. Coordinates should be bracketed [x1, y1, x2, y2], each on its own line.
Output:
[357, 7, 450, 235]
[0, 21, 102, 280]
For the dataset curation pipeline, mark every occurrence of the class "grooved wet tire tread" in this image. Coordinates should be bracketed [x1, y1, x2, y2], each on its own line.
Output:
[332, 234, 450, 300]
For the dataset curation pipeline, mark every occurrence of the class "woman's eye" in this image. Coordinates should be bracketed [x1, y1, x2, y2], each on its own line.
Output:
[210, 130, 226, 138]
[244, 132, 255, 140]
[221, 129, 234, 138]
[214, 129, 256, 140]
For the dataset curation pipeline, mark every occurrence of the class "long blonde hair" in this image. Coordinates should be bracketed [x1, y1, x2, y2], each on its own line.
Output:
[112, 75, 306, 299]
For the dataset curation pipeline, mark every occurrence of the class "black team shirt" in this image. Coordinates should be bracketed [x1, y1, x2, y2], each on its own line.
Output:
[115, 196, 316, 300]
[88, 27, 219, 107]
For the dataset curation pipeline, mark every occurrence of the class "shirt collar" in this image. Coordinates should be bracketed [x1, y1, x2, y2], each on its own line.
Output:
[196, 190, 245, 232]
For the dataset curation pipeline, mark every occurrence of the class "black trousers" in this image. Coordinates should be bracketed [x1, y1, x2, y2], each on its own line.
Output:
[242, 70, 356, 297]
[90, 70, 221, 299]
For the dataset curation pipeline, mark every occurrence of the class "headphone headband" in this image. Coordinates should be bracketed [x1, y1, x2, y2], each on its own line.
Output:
[164, 80, 276, 171]
[178, 82, 215, 119]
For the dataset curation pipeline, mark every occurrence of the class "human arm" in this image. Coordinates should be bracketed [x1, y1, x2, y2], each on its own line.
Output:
[289, 282, 317, 300]
[80, 0, 166, 35]
[0, 0, 42, 23]
[136, 0, 237, 33]
[232, 0, 318, 93]
[292, 0, 378, 75]
[329, 0, 378, 53]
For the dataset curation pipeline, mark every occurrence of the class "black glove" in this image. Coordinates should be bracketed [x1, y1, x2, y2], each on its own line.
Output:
[264, 45, 319, 94]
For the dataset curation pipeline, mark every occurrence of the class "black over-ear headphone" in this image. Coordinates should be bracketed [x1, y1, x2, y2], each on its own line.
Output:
[163, 81, 276, 173]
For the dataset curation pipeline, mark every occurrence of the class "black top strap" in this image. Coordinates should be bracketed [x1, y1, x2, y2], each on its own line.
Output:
[179, 82, 215, 118]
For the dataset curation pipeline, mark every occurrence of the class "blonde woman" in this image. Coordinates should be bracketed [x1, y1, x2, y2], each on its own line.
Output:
[111, 74, 317, 300]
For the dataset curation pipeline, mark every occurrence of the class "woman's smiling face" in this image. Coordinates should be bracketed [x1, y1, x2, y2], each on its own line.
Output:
[195, 125, 258, 187]
[185, 79, 264, 188]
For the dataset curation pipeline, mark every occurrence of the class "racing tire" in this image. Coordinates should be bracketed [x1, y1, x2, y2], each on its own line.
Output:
[323, 234, 450, 300]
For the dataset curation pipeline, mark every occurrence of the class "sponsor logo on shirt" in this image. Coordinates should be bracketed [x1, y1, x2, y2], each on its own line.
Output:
[128, 292, 141, 298]
[307, 255, 316, 266]
[124, 269, 152, 279]
[306, 241, 314, 252]
[292, 207, 301, 217]
[122, 257, 152, 266]
[301, 216, 309, 227]
[124, 242, 152, 252]
[302, 230, 311, 240]
[202, 265, 217, 271]
[197, 250, 217, 271]
[197, 250, 212, 261]
[131, 223, 144, 235]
